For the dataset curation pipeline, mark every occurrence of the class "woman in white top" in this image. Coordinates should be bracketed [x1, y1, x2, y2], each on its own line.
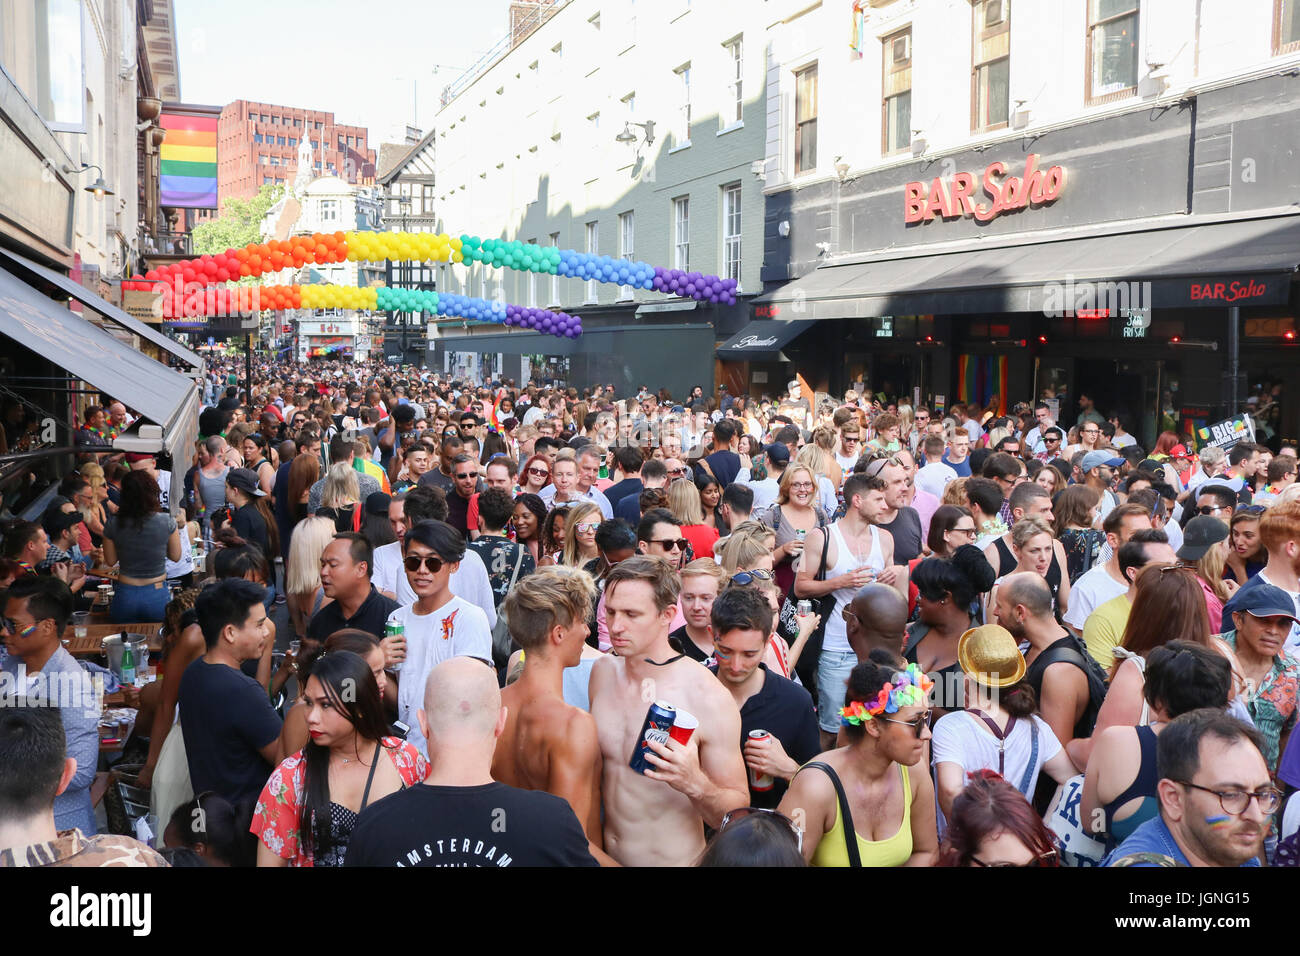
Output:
[932, 625, 1076, 821]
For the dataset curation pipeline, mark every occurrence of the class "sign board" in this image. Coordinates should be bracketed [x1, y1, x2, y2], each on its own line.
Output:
[875, 316, 894, 338]
[121, 288, 160, 324]
[1120, 307, 1150, 338]
[933, 394, 946, 416]
[904, 154, 1066, 225]
[1196, 414, 1256, 452]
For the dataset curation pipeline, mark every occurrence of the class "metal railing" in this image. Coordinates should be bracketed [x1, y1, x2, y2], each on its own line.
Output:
[439, 1, 566, 109]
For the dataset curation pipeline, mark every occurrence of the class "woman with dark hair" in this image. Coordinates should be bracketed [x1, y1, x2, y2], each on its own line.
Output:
[926, 505, 977, 559]
[696, 809, 807, 867]
[694, 473, 722, 530]
[252, 650, 427, 867]
[936, 770, 1060, 867]
[278, 629, 396, 757]
[932, 625, 1076, 820]
[284, 452, 320, 539]
[779, 658, 938, 866]
[241, 432, 276, 495]
[480, 429, 509, 465]
[164, 792, 252, 867]
[136, 588, 203, 791]
[1224, 508, 1267, 586]
[102, 469, 183, 622]
[511, 493, 548, 563]
[1054, 485, 1104, 584]
[538, 506, 568, 568]
[225, 467, 280, 561]
[1081, 641, 1233, 850]
[904, 546, 997, 716]
[361, 492, 397, 549]
[1066, 563, 1242, 770]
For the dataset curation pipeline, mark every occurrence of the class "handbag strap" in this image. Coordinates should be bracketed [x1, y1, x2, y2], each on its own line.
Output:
[968, 709, 1017, 777]
[801, 761, 861, 867]
[815, 522, 832, 582]
[1017, 719, 1039, 796]
[506, 544, 524, 589]
[359, 740, 383, 812]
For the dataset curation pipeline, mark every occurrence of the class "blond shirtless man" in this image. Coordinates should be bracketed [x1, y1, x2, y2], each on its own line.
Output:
[589, 557, 749, 866]
[492, 568, 616, 865]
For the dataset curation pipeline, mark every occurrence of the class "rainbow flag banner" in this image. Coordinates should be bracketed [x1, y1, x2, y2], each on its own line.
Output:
[957, 354, 1008, 416]
[159, 112, 218, 208]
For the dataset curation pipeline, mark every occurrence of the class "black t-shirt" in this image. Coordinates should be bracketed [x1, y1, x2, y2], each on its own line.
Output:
[306, 586, 400, 644]
[724, 664, 821, 808]
[446, 489, 472, 538]
[604, 477, 643, 511]
[232, 502, 270, 558]
[466, 535, 536, 609]
[344, 782, 597, 867]
[704, 449, 742, 487]
[668, 625, 712, 664]
[418, 469, 455, 494]
[879, 507, 923, 562]
[178, 658, 282, 807]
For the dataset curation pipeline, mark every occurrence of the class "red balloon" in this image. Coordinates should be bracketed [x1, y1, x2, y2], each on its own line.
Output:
[144, 270, 158, 280]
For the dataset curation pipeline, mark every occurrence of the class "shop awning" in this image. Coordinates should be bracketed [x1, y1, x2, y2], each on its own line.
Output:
[0, 247, 204, 374]
[753, 213, 1300, 318]
[716, 320, 818, 359]
[0, 262, 200, 463]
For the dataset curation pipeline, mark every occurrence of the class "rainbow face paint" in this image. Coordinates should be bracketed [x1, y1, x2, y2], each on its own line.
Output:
[1205, 815, 1232, 829]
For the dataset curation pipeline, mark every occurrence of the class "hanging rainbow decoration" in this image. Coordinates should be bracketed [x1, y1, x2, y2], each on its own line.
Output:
[124, 231, 739, 305]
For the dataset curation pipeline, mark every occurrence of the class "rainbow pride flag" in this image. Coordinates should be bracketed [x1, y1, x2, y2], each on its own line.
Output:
[159, 112, 218, 208]
[957, 355, 1008, 416]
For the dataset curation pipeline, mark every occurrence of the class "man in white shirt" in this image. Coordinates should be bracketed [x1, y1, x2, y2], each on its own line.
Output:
[1023, 403, 1055, 457]
[372, 488, 497, 627]
[386, 520, 493, 759]
[1061, 502, 1152, 636]
[915, 435, 958, 500]
[834, 422, 862, 473]
[1080, 450, 1125, 521]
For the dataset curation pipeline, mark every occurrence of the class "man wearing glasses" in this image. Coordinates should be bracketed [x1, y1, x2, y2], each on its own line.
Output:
[1107, 709, 1272, 867]
[834, 423, 862, 473]
[1034, 426, 1065, 463]
[636, 509, 690, 573]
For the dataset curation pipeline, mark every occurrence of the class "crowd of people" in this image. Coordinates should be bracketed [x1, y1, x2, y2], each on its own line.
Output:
[1, 359, 1297, 870]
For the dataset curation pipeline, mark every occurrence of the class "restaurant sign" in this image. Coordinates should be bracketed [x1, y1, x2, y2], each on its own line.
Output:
[904, 154, 1065, 224]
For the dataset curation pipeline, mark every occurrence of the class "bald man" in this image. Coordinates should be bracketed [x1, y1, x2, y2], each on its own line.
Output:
[843, 583, 910, 663]
[346, 658, 597, 867]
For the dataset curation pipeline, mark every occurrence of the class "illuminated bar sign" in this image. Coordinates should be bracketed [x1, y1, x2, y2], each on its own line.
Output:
[904, 154, 1065, 224]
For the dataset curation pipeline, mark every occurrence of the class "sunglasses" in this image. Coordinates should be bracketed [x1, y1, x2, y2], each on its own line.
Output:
[667, 468, 686, 477]
[864, 456, 902, 477]
[718, 807, 803, 853]
[575, 522, 600, 534]
[971, 849, 1058, 868]
[1, 617, 41, 637]
[878, 710, 932, 737]
[649, 538, 689, 551]
[454, 472, 477, 480]
[1235, 504, 1266, 515]
[404, 555, 446, 574]
[526, 467, 550, 478]
[1197, 505, 1228, 515]
[730, 569, 774, 586]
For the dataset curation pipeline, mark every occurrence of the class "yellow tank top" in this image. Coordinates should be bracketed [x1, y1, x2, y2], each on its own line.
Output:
[810, 763, 913, 868]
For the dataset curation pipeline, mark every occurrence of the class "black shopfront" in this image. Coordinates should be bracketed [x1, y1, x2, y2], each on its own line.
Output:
[748, 71, 1300, 448]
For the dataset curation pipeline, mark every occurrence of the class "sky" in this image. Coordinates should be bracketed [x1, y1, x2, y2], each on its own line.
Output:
[174, 0, 514, 146]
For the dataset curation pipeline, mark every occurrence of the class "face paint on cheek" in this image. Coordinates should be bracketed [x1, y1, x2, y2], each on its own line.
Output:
[1206, 815, 1232, 829]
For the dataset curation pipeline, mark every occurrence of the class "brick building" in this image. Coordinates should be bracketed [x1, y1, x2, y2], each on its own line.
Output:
[217, 99, 376, 202]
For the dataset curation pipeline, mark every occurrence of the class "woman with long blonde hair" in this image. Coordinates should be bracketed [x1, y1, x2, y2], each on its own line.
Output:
[286, 516, 337, 641]
[1180, 515, 1236, 628]
[560, 502, 602, 568]
[812, 426, 844, 490]
[667, 478, 719, 561]
[716, 521, 777, 575]
[319, 462, 361, 531]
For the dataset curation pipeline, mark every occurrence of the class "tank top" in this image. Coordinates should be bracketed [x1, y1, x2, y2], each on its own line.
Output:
[197, 466, 229, 515]
[1101, 724, 1160, 847]
[811, 763, 913, 867]
[821, 522, 884, 654]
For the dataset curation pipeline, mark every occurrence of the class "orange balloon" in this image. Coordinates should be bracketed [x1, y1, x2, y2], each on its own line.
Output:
[322, 235, 338, 250]
[333, 231, 345, 243]
[235, 249, 249, 263]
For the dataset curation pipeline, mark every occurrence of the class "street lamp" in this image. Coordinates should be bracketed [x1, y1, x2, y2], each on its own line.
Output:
[615, 120, 656, 147]
[62, 162, 114, 199]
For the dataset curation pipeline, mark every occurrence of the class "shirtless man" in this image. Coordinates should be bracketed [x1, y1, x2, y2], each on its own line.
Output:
[590, 556, 749, 866]
[492, 568, 616, 865]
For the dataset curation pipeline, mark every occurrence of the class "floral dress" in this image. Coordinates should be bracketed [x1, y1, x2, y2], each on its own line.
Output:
[250, 737, 429, 867]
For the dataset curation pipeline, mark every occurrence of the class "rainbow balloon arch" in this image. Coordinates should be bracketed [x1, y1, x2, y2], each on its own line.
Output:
[127, 230, 741, 342]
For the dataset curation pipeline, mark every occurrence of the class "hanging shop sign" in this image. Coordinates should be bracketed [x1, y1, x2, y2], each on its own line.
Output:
[904, 154, 1066, 224]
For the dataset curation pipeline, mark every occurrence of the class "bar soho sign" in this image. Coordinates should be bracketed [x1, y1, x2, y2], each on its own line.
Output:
[904, 154, 1066, 224]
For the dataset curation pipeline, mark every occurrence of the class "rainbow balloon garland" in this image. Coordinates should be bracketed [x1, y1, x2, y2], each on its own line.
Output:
[125, 230, 739, 342]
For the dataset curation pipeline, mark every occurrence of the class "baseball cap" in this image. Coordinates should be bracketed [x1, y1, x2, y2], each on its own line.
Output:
[1081, 451, 1125, 473]
[124, 452, 154, 463]
[765, 442, 791, 465]
[1168, 444, 1192, 458]
[1176, 515, 1230, 562]
[41, 508, 84, 535]
[225, 467, 267, 497]
[365, 492, 392, 516]
[1231, 583, 1300, 625]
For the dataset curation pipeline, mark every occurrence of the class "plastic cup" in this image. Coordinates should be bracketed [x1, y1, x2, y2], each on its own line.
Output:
[73, 611, 89, 639]
[668, 709, 698, 746]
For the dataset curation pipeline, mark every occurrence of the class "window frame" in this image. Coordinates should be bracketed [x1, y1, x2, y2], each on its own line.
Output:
[618, 211, 635, 301]
[881, 28, 912, 156]
[971, 0, 1011, 133]
[794, 62, 819, 174]
[1085, 0, 1141, 106]
[724, 36, 744, 127]
[674, 62, 693, 147]
[585, 221, 600, 304]
[1274, 0, 1300, 55]
[673, 197, 690, 272]
[721, 183, 742, 289]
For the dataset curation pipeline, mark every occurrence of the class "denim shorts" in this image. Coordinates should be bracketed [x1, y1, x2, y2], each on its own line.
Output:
[817, 649, 859, 733]
[110, 581, 168, 623]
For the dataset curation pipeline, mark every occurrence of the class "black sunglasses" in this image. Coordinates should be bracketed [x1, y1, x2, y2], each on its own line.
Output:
[649, 538, 688, 551]
[404, 555, 446, 574]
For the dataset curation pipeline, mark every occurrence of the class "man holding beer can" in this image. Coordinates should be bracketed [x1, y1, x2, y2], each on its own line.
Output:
[589, 557, 749, 867]
[709, 586, 820, 808]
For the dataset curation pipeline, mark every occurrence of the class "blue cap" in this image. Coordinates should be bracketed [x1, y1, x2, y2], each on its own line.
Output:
[1081, 450, 1125, 473]
[1232, 583, 1300, 624]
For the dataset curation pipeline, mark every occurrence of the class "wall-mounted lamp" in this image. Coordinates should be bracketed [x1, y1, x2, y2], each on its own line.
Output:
[62, 163, 114, 200]
[615, 120, 656, 147]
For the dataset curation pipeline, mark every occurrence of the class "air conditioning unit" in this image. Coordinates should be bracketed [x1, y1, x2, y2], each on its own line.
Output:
[892, 34, 911, 65]
[1012, 106, 1031, 129]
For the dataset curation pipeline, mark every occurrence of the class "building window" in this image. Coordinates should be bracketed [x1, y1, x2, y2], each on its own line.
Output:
[972, 1, 1010, 131]
[277, 135, 286, 146]
[288, 137, 297, 146]
[1087, 1, 1139, 103]
[320, 200, 340, 223]
[724, 37, 743, 126]
[618, 212, 635, 300]
[0, 0, 86, 129]
[1275, 0, 1300, 53]
[794, 63, 818, 173]
[422, 185, 435, 215]
[722, 184, 741, 286]
[549, 233, 561, 305]
[585, 221, 600, 303]
[674, 63, 692, 144]
[673, 197, 690, 271]
[588, 111, 600, 132]
[881, 30, 911, 154]
[254, 133, 263, 144]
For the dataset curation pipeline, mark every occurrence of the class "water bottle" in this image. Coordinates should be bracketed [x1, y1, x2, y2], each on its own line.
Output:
[120, 643, 136, 685]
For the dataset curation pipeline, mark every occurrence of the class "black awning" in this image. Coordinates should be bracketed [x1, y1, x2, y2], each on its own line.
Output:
[753, 213, 1300, 318]
[716, 320, 818, 359]
[0, 247, 204, 372]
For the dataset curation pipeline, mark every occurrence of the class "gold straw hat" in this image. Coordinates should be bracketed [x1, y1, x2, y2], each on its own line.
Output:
[957, 625, 1026, 688]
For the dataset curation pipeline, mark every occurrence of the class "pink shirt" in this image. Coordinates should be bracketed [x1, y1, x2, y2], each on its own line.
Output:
[911, 487, 940, 545]
[1199, 577, 1225, 634]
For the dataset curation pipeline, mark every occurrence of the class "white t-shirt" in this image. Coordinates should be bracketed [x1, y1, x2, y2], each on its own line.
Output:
[932, 711, 1061, 797]
[388, 595, 492, 758]
[1063, 563, 1128, 632]
[961, 419, 983, 444]
[834, 450, 858, 473]
[746, 476, 781, 514]
[372, 540, 498, 628]
[915, 461, 958, 500]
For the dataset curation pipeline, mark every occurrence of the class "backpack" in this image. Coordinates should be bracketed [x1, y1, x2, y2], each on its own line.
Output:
[1030, 633, 1109, 738]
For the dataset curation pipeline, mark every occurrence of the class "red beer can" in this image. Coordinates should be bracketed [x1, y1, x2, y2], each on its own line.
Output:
[748, 729, 774, 792]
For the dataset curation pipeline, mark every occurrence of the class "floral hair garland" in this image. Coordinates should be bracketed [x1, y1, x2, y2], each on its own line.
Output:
[839, 663, 933, 727]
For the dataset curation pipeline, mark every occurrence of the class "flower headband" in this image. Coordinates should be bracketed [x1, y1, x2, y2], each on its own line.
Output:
[839, 664, 934, 727]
